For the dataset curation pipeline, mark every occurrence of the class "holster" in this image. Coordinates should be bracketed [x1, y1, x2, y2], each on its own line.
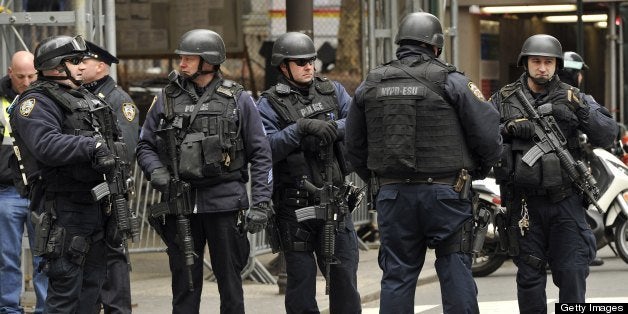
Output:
[506, 226, 520, 257]
[45, 224, 65, 259]
[471, 206, 490, 253]
[494, 210, 510, 254]
[265, 210, 282, 253]
[434, 218, 474, 257]
[454, 169, 472, 200]
[147, 215, 168, 244]
[30, 210, 52, 257]
[279, 220, 313, 252]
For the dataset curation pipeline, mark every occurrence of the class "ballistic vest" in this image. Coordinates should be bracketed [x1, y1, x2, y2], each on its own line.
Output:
[494, 76, 582, 189]
[161, 75, 246, 187]
[262, 77, 343, 188]
[362, 56, 476, 178]
[11, 80, 121, 191]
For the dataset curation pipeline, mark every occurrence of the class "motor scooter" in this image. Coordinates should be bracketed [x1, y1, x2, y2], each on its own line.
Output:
[470, 176, 507, 277]
[584, 147, 628, 263]
[470, 147, 628, 277]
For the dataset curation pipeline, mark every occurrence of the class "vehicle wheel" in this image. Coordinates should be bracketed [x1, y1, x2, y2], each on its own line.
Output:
[615, 216, 628, 264]
[471, 200, 508, 277]
[472, 241, 508, 277]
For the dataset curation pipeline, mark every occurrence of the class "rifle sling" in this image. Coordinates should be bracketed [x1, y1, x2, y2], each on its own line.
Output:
[187, 78, 222, 128]
[389, 62, 446, 99]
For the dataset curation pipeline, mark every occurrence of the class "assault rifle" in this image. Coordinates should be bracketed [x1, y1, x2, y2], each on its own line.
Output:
[89, 100, 140, 269]
[294, 140, 348, 295]
[514, 89, 602, 213]
[150, 103, 196, 292]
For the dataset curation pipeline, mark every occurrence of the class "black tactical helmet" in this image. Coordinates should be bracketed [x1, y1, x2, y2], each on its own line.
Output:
[517, 34, 563, 69]
[271, 32, 317, 67]
[394, 12, 444, 48]
[563, 51, 589, 71]
[558, 51, 588, 87]
[34, 35, 87, 71]
[174, 29, 226, 65]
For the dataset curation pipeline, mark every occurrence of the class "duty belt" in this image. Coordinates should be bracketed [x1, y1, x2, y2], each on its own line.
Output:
[378, 175, 457, 186]
[521, 185, 573, 196]
[519, 185, 574, 203]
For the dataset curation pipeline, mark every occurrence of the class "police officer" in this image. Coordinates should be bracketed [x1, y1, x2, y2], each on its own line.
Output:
[136, 29, 273, 314]
[0, 51, 48, 314]
[490, 34, 617, 313]
[257, 32, 361, 314]
[557, 51, 588, 89]
[81, 41, 138, 314]
[9, 35, 124, 313]
[83, 41, 139, 161]
[345, 12, 502, 313]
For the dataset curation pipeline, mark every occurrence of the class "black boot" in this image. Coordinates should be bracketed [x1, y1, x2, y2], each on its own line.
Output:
[590, 257, 604, 266]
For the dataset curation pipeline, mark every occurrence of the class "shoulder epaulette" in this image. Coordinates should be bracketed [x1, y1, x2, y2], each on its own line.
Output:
[499, 82, 521, 99]
[216, 79, 244, 97]
[314, 77, 335, 95]
[275, 83, 291, 95]
[430, 57, 458, 73]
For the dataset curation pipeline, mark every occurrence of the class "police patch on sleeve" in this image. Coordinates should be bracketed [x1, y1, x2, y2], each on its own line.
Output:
[122, 103, 137, 122]
[19, 98, 36, 117]
[467, 82, 486, 101]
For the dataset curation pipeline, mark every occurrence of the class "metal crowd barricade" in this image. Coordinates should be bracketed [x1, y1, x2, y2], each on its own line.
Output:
[127, 164, 373, 284]
[128, 162, 165, 254]
[127, 162, 277, 283]
[348, 173, 374, 251]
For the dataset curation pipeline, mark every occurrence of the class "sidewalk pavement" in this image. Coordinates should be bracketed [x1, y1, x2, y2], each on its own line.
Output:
[22, 242, 438, 313]
[127, 242, 438, 314]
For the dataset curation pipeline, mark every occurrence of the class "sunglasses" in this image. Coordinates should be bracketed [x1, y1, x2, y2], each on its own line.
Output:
[289, 58, 316, 66]
[63, 56, 84, 65]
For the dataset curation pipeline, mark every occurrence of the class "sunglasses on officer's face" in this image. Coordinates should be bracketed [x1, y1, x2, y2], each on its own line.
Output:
[63, 56, 84, 65]
[289, 58, 316, 67]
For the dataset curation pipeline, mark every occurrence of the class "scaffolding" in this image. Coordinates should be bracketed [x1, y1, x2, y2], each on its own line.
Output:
[0, 0, 118, 78]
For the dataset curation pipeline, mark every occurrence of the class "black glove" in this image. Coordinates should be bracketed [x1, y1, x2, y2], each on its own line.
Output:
[92, 141, 115, 174]
[296, 119, 338, 145]
[506, 118, 535, 139]
[244, 202, 270, 234]
[150, 167, 171, 193]
[301, 135, 323, 152]
[548, 87, 590, 120]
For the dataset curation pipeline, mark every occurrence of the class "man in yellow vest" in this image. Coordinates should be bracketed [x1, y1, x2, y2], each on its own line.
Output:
[0, 50, 48, 314]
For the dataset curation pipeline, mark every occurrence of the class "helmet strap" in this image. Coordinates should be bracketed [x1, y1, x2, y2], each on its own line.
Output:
[525, 69, 553, 86]
[188, 61, 218, 80]
[283, 61, 296, 83]
[42, 64, 82, 86]
[282, 61, 313, 87]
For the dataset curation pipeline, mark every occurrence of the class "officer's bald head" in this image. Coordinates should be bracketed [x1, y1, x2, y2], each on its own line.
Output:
[8, 51, 37, 94]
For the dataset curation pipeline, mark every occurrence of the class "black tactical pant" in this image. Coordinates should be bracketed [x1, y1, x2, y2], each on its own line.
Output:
[278, 209, 361, 314]
[512, 194, 595, 313]
[44, 193, 107, 314]
[97, 217, 132, 314]
[162, 210, 249, 314]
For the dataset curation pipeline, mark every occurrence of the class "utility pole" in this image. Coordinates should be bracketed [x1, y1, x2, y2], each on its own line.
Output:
[286, 0, 314, 38]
